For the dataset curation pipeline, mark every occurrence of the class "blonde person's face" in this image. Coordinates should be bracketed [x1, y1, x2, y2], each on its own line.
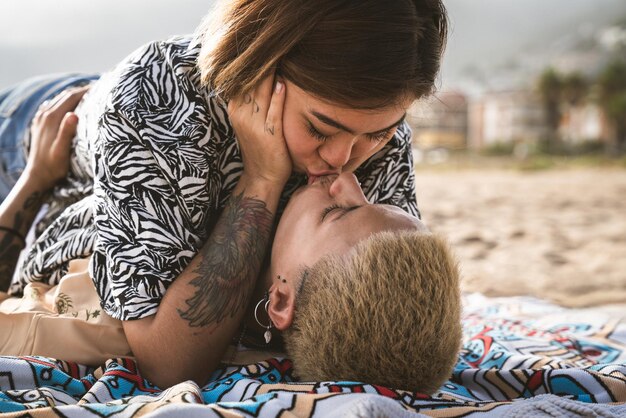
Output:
[281, 80, 411, 180]
[270, 173, 428, 283]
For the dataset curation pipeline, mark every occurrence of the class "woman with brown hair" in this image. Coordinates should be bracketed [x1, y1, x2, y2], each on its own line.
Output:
[0, 0, 448, 388]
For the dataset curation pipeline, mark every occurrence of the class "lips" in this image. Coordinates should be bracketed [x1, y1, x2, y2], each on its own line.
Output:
[307, 172, 340, 185]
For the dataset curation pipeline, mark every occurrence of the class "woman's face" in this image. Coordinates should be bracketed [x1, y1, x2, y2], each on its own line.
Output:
[269, 173, 428, 284]
[281, 80, 411, 181]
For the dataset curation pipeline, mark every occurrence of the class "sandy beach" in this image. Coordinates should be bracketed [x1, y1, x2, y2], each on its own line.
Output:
[414, 169, 626, 307]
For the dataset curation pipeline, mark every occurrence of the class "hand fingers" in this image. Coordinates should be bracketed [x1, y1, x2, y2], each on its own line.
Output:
[249, 73, 275, 116]
[49, 112, 77, 164]
[228, 73, 280, 138]
[264, 79, 285, 137]
[47, 86, 89, 115]
[254, 73, 275, 101]
[34, 86, 89, 125]
[56, 112, 79, 146]
[227, 92, 247, 120]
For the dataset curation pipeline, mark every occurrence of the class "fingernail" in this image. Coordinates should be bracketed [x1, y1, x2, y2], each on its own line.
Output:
[275, 81, 283, 93]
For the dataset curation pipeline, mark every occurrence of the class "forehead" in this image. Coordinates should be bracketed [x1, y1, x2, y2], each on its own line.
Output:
[331, 204, 425, 242]
[285, 79, 411, 116]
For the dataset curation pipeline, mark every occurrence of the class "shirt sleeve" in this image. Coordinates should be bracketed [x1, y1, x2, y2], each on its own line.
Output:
[356, 121, 421, 219]
[91, 106, 199, 320]
[90, 40, 214, 320]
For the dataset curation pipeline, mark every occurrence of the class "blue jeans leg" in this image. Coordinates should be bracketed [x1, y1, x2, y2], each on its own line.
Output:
[0, 73, 100, 202]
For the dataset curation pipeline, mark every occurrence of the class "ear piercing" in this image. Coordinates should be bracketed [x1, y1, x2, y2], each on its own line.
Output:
[254, 291, 273, 344]
[256, 276, 286, 344]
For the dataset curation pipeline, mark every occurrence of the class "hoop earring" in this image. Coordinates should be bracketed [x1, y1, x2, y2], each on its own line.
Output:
[254, 291, 273, 344]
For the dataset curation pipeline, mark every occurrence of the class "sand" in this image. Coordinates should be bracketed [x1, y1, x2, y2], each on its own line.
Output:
[414, 169, 626, 308]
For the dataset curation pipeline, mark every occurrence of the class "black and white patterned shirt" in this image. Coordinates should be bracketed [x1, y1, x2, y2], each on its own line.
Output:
[11, 36, 419, 320]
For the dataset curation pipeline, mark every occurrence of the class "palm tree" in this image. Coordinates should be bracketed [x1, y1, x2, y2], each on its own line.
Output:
[598, 60, 626, 153]
[537, 68, 563, 151]
[561, 73, 588, 107]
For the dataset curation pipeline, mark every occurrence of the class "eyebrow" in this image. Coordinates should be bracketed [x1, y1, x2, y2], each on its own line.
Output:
[310, 111, 406, 136]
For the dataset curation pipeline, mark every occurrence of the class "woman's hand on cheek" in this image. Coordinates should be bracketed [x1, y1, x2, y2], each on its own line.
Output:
[228, 74, 292, 187]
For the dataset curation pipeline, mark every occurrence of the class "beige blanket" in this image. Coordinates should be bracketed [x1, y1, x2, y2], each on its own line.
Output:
[0, 258, 282, 366]
[0, 258, 132, 365]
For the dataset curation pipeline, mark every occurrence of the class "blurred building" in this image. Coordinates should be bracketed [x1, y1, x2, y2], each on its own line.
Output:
[409, 88, 613, 153]
[407, 91, 468, 150]
[559, 103, 612, 143]
[468, 90, 547, 149]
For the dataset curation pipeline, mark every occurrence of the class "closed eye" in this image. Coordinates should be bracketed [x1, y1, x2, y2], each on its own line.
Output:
[307, 122, 331, 142]
[309, 120, 394, 143]
[366, 129, 393, 142]
[320, 204, 362, 222]
[320, 204, 342, 221]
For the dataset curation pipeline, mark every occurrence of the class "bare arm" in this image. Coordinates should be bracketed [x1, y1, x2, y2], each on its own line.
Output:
[122, 75, 290, 388]
[0, 178, 48, 291]
[0, 88, 87, 291]
[123, 176, 280, 388]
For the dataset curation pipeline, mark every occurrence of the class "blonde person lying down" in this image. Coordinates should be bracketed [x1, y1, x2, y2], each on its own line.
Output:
[0, 91, 461, 393]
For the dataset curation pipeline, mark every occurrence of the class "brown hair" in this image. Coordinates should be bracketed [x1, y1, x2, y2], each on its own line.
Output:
[198, 0, 448, 108]
[282, 231, 462, 394]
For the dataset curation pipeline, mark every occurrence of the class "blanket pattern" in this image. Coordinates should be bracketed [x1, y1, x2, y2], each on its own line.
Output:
[0, 294, 624, 417]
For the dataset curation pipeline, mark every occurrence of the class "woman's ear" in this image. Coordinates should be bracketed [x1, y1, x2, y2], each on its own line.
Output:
[267, 282, 295, 331]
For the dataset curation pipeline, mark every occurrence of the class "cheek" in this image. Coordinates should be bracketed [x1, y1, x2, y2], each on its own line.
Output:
[273, 207, 317, 267]
[351, 139, 386, 161]
[343, 137, 393, 172]
[283, 116, 319, 169]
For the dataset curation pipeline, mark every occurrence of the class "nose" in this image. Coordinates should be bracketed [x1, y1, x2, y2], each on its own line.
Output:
[319, 138, 355, 170]
[328, 173, 368, 204]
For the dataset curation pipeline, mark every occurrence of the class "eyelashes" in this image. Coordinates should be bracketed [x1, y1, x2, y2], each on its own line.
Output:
[320, 204, 342, 221]
[307, 122, 330, 142]
[320, 204, 362, 222]
[306, 122, 391, 143]
[367, 130, 392, 142]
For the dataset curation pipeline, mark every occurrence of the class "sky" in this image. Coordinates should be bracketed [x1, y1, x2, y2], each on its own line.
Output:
[0, 0, 212, 88]
[1, 0, 625, 91]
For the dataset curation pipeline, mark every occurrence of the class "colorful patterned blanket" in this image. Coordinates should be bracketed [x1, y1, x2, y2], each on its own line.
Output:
[0, 294, 624, 417]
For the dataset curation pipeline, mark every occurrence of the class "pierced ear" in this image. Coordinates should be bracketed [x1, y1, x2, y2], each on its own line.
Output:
[267, 282, 295, 331]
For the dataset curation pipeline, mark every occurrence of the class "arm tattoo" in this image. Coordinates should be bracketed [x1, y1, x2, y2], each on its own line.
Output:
[0, 236, 22, 292]
[24, 191, 46, 211]
[178, 192, 273, 328]
[0, 190, 47, 292]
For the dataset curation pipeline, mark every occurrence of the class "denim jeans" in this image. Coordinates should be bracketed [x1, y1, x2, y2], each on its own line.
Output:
[0, 73, 99, 202]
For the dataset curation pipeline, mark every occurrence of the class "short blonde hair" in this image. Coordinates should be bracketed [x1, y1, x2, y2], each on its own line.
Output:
[283, 231, 461, 394]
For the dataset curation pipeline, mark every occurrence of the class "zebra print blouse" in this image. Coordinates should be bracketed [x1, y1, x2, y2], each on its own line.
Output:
[11, 36, 420, 321]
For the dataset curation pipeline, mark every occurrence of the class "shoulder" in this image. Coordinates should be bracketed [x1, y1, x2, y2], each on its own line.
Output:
[364, 121, 413, 168]
[94, 35, 231, 145]
[355, 120, 418, 214]
[389, 121, 413, 149]
[106, 35, 203, 115]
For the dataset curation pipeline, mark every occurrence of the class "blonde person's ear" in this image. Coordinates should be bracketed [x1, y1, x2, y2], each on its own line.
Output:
[267, 281, 295, 331]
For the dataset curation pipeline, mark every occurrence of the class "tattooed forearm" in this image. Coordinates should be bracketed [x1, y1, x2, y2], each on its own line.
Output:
[23, 190, 47, 211]
[0, 190, 48, 292]
[178, 192, 273, 328]
[0, 237, 22, 292]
